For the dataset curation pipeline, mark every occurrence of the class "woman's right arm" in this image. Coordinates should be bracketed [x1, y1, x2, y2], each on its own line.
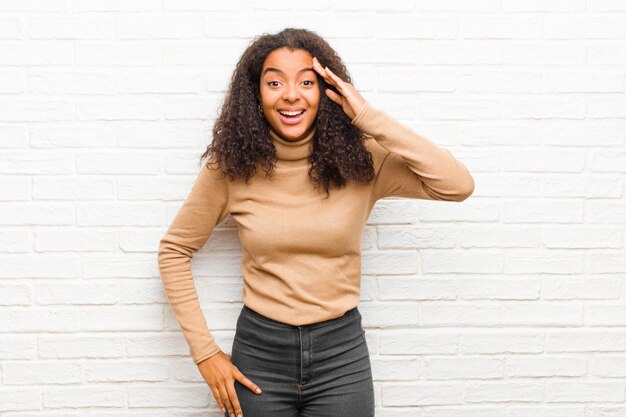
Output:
[157, 158, 262, 417]
[157, 157, 230, 364]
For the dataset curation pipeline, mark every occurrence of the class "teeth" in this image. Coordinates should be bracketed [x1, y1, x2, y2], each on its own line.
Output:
[279, 110, 304, 116]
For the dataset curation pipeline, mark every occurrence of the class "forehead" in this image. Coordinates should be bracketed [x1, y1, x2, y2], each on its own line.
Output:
[261, 48, 313, 72]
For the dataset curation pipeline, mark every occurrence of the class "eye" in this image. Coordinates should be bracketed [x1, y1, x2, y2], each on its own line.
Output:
[303, 80, 315, 86]
[267, 81, 280, 87]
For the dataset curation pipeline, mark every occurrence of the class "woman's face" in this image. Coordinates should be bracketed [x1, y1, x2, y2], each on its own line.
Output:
[259, 47, 320, 142]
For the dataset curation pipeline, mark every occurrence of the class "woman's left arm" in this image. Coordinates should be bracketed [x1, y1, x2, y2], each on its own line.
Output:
[312, 56, 474, 202]
[352, 101, 475, 202]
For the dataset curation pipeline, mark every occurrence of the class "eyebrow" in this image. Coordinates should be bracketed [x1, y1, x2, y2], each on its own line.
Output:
[262, 67, 315, 76]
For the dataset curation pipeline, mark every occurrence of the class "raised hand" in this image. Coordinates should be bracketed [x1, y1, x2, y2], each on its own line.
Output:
[312, 56, 367, 121]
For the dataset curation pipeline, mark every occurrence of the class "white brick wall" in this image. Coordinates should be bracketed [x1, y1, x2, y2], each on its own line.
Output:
[1, 0, 625, 415]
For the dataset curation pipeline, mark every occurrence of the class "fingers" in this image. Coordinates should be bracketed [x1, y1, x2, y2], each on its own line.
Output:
[226, 381, 243, 417]
[322, 65, 344, 87]
[311, 56, 328, 80]
[210, 385, 227, 415]
[211, 371, 261, 417]
[218, 383, 236, 417]
[234, 368, 263, 395]
[312, 57, 341, 89]
[312, 57, 354, 105]
[211, 380, 242, 417]
[324, 88, 343, 105]
[313, 56, 366, 118]
[199, 351, 249, 417]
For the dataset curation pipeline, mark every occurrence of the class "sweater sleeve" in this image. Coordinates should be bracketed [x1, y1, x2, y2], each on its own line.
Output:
[351, 101, 475, 202]
[157, 157, 230, 365]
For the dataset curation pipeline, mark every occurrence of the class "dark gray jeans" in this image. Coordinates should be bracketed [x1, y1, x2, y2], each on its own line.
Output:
[225, 304, 375, 417]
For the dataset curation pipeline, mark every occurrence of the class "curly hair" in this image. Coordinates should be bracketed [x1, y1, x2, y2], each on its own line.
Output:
[200, 27, 375, 198]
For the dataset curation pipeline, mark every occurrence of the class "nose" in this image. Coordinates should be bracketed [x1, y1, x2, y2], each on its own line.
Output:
[282, 83, 300, 102]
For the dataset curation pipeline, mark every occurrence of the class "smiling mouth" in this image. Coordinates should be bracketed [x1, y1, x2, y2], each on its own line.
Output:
[277, 109, 306, 125]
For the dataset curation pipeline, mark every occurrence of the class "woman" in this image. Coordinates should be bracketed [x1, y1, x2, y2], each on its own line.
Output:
[158, 27, 474, 417]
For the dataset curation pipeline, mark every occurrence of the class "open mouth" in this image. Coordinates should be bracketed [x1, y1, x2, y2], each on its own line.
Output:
[278, 109, 306, 125]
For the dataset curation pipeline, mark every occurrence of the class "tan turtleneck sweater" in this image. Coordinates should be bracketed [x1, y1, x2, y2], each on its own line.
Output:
[158, 101, 474, 364]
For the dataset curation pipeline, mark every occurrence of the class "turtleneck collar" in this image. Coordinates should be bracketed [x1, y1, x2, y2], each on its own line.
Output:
[270, 127, 316, 161]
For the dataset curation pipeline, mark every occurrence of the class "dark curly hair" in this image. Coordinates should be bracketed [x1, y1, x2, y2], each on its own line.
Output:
[200, 27, 375, 198]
